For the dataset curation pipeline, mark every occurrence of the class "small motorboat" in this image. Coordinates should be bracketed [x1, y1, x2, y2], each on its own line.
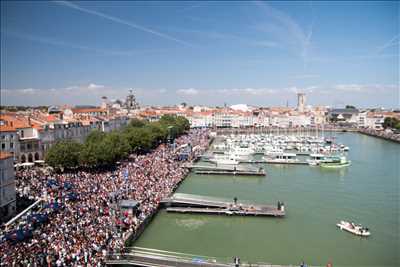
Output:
[336, 220, 370, 236]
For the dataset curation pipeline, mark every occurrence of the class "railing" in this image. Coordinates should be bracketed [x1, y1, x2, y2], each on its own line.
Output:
[4, 198, 43, 229]
[107, 246, 231, 266]
[106, 246, 313, 266]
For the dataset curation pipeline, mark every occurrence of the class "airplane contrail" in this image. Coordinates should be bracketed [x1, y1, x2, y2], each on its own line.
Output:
[55, 1, 195, 47]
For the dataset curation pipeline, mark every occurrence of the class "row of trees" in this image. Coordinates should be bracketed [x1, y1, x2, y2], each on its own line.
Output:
[383, 117, 400, 130]
[45, 115, 190, 169]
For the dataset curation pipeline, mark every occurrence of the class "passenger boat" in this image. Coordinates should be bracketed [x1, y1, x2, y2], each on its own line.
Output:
[307, 153, 327, 166]
[264, 153, 299, 163]
[336, 220, 370, 236]
[320, 156, 351, 168]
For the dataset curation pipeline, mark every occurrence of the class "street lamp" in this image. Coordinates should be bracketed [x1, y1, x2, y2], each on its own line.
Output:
[167, 126, 174, 144]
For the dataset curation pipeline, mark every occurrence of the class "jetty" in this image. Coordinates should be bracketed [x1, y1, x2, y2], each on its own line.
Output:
[160, 193, 285, 217]
[106, 246, 308, 267]
[183, 163, 266, 176]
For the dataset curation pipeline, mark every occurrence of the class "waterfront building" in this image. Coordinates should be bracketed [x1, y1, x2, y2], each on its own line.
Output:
[0, 114, 42, 163]
[327, 108, 359, 124]
[1, 107, 131, 163]
[0, 152, 16, 223]
[0, 118, 19, 162]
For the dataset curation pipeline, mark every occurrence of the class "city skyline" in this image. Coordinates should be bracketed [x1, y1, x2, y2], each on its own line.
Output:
[1, 1, 399, 108]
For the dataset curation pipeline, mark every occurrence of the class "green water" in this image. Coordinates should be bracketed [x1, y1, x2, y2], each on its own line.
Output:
[134, 133, 400, 267]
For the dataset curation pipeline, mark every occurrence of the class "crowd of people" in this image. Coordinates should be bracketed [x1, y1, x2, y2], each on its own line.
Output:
[0, 129, 210, 266]
[359, 127, 400, 143]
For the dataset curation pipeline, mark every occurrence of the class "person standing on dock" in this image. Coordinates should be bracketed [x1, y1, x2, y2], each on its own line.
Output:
[234, 197, 238, 206]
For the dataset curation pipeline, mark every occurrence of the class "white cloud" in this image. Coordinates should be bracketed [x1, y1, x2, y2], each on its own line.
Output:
[176, 88, 199, 95]
[216, 88, 279, 95]
[1, 84, 398, 108]
[88, 83, 105, 90]
[20, 88, 37, 94]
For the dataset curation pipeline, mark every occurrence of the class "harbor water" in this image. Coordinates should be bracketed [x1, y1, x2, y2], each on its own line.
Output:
[134, 133, 399, 267]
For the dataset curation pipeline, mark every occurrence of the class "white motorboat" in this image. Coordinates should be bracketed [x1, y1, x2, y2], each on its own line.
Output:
[336, 220, 370, 237]
[232, 147, 254, 156]
[264, 147, 284, 156]
[209, 155, 239, 165]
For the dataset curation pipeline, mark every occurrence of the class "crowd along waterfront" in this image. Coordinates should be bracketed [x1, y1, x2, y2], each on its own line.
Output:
[0, 129, 211, 266]
[134, 132, 399, 267]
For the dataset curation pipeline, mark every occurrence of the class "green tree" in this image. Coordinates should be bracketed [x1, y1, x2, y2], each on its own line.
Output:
[176, 116, 190, 132]
[123, 127, 154, 153]
[103, 131, 130, 162]
[128, 118, 147, 128]
[145, 122, 168, 146]
[45, 140, 83, 168]
[383, 117, 400, 129]
[345, 105, 356, 109]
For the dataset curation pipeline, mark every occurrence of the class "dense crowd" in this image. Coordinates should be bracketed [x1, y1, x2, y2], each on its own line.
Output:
[0, 129, 210, 266]
[359, 127, 400, 143]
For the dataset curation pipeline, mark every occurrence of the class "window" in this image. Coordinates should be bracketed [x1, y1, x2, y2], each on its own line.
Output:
[1, 143, 5, 150]
[20, 130, 24, 138]
[27, 143, 32, 150]
[10, 142, 13, 149]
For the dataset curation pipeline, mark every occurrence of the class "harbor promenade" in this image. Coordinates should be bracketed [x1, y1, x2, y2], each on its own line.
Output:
[358, 128, 400, 143]
[215, 126, 358, 135]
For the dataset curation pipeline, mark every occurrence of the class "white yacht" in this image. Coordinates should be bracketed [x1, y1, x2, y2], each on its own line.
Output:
[231, 147, 254, 156]
[264, 147, 284, 156]
[209, 154, 239, 165]
[336, 220, 370, 237]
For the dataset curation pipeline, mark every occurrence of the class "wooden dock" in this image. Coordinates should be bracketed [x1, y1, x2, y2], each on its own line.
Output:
[160, 193, 285, 217]
[166, 206, 284, 217]
[183, 163, 266, 176]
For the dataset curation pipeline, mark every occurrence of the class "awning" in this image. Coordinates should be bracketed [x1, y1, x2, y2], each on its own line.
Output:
[20, 162, 34, 167]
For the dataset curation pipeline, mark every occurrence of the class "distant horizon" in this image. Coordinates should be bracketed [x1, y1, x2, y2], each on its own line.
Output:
[1, 1, 399, 108]
[1, 100, 398, 111]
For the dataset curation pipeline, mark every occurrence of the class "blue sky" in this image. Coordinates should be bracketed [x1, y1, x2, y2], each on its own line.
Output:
[1, 1, 399, 108]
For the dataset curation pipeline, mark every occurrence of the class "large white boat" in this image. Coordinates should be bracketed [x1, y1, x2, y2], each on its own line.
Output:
[264, 153, 299, 163]
[320, 156, 351, 168]
[307, 153, 327, 166]
[336, 220, 370, 237]
[209, 155, 239, 165]
[264, 147, 284, 157]
[232, 147, 254, 156]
